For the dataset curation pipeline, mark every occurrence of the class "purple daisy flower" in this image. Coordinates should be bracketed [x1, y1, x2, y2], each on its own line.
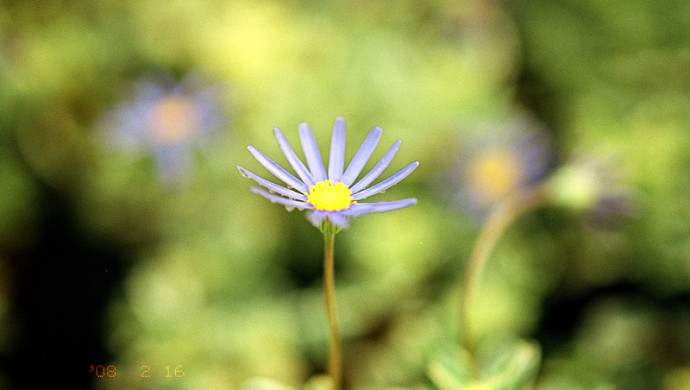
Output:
[238, 117, 418, 229]
[100, 73, 226, 185]
[445, 113, 554, 222]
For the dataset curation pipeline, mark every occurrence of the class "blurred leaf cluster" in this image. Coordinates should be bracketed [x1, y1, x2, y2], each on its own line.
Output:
[1, 0, 689, 389]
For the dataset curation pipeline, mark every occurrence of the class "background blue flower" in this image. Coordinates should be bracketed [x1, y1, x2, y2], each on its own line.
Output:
[443, 111, 554, 222]
[100, 73, 227, 185]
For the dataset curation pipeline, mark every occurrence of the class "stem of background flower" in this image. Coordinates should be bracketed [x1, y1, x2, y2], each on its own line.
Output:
[460, 184, 551, 355]
[323, 226, 342, 389]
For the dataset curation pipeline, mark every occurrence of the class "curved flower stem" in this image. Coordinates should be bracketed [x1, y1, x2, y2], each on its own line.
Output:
[460, 184, 551, 354]
[323, 228, 342, 389]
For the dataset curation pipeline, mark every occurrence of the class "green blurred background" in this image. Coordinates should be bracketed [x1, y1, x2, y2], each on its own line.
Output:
[1, 0, 689, 389]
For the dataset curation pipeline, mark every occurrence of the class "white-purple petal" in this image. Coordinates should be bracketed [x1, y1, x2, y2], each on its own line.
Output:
[328, 117, 346, 182]
[307, 210, 350, 228]
[342, 198, 418, 217]
[306, 210, 328, 227]
[340, 126, 382, 186]
[299, 123, 327, 182]
[352, 161, 418, 201]
[238, 166, 308, 201]
[247, 146, 309, 193]
[250, 187, 313, 210]
[326, 212, 350, 227]
[349, 140, 401, 194]
[274, 127, 315, 186]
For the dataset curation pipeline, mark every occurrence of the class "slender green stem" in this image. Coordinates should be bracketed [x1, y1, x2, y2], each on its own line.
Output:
[323, 229, 342, 389]
[460, 184, 550, 353]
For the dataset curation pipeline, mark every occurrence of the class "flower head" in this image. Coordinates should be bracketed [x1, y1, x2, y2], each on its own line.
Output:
[100, 73, 227, 185]
[238, 117, 418, 230]
[547, 156, 637, 229]
[445, 113, 553, 221]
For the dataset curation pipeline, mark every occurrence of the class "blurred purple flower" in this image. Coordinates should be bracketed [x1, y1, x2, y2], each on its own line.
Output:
[444, 113, 554, 222]
[100, 73, 227, 185]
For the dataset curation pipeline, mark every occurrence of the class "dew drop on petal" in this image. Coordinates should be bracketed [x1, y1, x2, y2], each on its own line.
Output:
[285, 206, 295, 212]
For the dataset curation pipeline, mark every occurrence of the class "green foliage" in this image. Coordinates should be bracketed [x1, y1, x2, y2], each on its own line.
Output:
[428, 337, 540, 390]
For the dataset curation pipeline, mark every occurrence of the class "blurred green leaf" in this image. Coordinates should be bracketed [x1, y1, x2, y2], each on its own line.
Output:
[427, 345, 474, 389]
[477, 337, 541, 390]
[428, 338, 540, 390]
[240, 377, 299, 390]
[302, 375, 334, 390]
[239, 375, 334, 390]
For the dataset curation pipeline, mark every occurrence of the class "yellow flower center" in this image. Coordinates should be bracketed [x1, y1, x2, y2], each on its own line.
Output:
[149, 96, 197, 145]
[306, 180, 355, 212]
[467, 149, 523, 203]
